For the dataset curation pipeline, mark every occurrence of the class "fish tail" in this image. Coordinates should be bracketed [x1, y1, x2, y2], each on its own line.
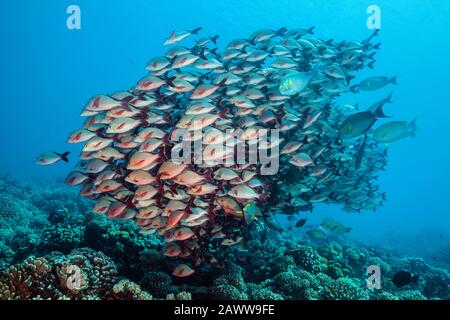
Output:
[120, 96, 134, 106]
[307, 26, 315, 34]
[373, 42, 381, 50]
[390, 76, 398, 85]
[209, 35, 219, 44]
[162, 129, 174, 144]
[336, 40, 345, 49]
[373, 104, 390, 118]
[367, 60, 375, 69]
[408, 116, 421, 137]
[367, 52, 376, 60]
[204, 169, 215, 184]
[345, 74, 355, 85]
[276, 27, 288, 36]
[386, 91, 394, 103]
[199, 47, 208, 60]
[217, 78, 227, 87]
[190, 27, 202, 35]
[58, 152, 70, 163]
[289, 48, 302, 57]
[409, 117, 420, 129]
[349, 84, 359, 93]
[140, 117, 149, 126]
[166, 75, 176, 87]
[365, 29, 379, 43]
[240, 44, 250, 54]
[209, 47, 219, 57]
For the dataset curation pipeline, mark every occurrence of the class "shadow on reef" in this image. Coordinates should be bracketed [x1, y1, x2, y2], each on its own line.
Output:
[0, 174, 449, 300]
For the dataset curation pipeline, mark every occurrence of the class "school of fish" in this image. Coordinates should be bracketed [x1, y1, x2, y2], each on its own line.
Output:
[40, 26, 418, 277]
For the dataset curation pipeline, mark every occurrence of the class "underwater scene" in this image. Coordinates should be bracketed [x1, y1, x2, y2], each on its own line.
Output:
[1, 0, 450, 301]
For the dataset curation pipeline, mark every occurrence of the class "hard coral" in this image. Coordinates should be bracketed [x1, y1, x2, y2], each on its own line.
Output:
[0, 248, 121, 300]
[141, 271, 173, 296]
[42, 223, 85, 253]
[209, 264, 248, 299]
[319, 276, 370, 300]
[107, 279, 152, 300]
[290, 245, 327, 274]
[0, 256, 59, 300]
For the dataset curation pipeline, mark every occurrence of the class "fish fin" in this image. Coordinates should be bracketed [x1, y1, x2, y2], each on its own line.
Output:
[209, 47, 219, 57]
[166, 76, 176, 87]
[355, 134, 368, 169]
[190, 27, 202, 35]
[367, 52, 376, 60]
[210, 35, 219, 44]
[199, 47, 208, 60]
[373, 104, 390, 118]
[390, 76, 398, 85]
[204, 174, 216, 185]
[349, 84, 359, 93]
[223, 60, 232, 71]
[336, 40, 345, 49]
[325, 38, 334, 46]
[386, 91, 394, 103]
[290, 48, 302, 57]
[307, 26, 315, 34]
[58, 152, 70, 163]
[276, 27, 288, 36]
[345, 74, 355, 85]
[217, 78, 227, 88]
[302, 135, 309, 145]
[407, 117, 421, 138]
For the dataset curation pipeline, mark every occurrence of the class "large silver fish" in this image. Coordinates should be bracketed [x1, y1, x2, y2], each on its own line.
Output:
[373, 119, 418, 143]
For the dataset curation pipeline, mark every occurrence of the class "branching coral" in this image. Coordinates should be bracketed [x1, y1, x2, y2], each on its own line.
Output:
[107, 279, 153, 300]
[290, 245, 327, 274]
[141, 271, 173, 297]
[1, 175, 450, 301]
[318, 276, 370, 300]
[42, 223, 85, 253]
[209, 264, 249, 299]
[0, 248, 124, 300]
[0, 256, 60, 300]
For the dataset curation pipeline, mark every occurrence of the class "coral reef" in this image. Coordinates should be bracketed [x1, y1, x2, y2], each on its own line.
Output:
[0, 175, 449, 300]
[107, 280, 153, 300]
[0, 248, 150, 300]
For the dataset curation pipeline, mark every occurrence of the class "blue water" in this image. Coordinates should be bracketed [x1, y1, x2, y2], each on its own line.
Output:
[1, 0, 449, 250]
